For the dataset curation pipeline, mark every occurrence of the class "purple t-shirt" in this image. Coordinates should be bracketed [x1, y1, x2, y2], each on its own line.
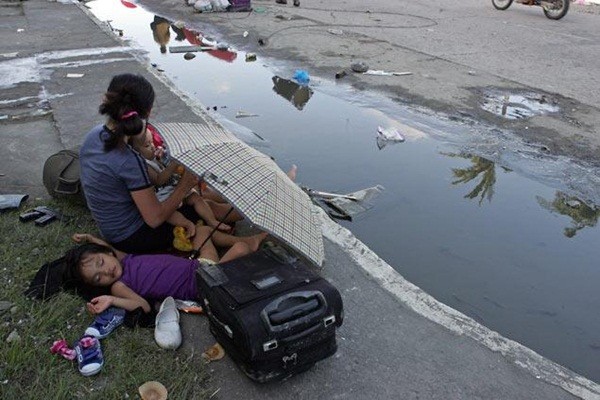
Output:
[119, 254, 199, 300]
[79, 124, 152, 242]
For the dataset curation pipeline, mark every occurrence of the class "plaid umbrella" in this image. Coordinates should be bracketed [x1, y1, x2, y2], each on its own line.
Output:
[152, 122, 325, 267]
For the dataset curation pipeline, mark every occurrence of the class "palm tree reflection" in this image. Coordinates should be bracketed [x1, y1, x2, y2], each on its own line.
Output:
[445, 153, 507, 205]
[536, 192, 600, 237]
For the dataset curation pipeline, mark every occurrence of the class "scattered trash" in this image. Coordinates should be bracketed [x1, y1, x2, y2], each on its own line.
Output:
[184, 52, 196, 60]
[0, 194, 28, 211]
[194, 0, 213, 12]
[305, 185, 385, 221]
[468, 70, 477, 75]
[364, 70, 412, 77]
[257, 37, 267, 46]
[6, 330, 20, 343]
[66, 73, 84, 78]
[17, 28, 24, 33]
[566, 200, 581, 208]
[245, 52, 257, 62]
[173, 20, 185, 28]
[303, 188, 358, 201]
[202, 343, 225, 362]
[481, 90, 559, 120]
[216, 42, 229, 50]
[335, 70, 347, 79]
[236, 110, 259, 118]
[0, 52, 18, 58]
[376, 126, 405, 149]
[243, 30, 249, 37]
[138, 381, 168, 400]
[293, 69, 310, 85]
[0, 115, 7, 121]
[327, 28, 343, 35]
[351, 62, 369, 73]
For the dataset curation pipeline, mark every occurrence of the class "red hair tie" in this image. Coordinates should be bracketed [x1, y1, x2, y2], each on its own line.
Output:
[121, 111, 138, 120]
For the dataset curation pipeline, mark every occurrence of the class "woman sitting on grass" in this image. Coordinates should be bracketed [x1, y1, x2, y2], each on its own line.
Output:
[64, 230, 266, 314]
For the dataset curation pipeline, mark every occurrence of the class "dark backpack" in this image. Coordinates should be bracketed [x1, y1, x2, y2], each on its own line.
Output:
[42, 149, 84, 199]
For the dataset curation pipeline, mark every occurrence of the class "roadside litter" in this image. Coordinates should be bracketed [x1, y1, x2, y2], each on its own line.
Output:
[202, 342, 225, 362]
[245, 52, 257, 62]
[293, 69, 310, 85]
[364, 70, 412, 77]
[376, 126, 405, 150]
[139, 381, 168, 400]
[351, 62, 369, 73]
[303, 185, 385, 221]
[335, 70, 347, 79]
[236, 110, 259, 118]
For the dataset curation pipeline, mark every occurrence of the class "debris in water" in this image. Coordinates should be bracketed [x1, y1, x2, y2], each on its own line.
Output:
[66, 73, 84, 78]
[243, 31, 249, 37]
[328, 29, 343, 35]
[236, 110, 259, 118]
[376, 126, 405, 150]
[245, 53, 257, 62]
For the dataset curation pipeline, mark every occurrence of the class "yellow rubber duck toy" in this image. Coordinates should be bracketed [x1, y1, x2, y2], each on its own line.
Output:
[172, 226, 193, 252]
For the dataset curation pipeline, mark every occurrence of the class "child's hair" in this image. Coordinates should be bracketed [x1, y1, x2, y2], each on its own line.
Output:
[63, 243, 115, 286]
[99, 73, 155, 151]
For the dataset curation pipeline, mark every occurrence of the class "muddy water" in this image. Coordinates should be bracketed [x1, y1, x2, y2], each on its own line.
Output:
[88, 0, 600, 381]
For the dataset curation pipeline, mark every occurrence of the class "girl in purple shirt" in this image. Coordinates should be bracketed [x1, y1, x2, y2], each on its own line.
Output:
[64, 231, 265, 315]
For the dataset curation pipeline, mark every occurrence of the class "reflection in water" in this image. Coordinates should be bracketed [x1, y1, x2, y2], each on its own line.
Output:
[537, 193, 600, 237]
[272, 76, 313, 110]
[446, 153, 507, 205]
[150, 16, 170, 53]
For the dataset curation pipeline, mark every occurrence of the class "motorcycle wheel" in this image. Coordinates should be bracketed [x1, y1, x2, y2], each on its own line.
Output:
[542, 0, 569, 20]
[492, 0, 514, 10]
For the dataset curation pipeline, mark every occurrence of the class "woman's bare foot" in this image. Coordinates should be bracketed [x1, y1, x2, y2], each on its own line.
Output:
[287, 164, 297, 182]
[243, 232, 269, 252]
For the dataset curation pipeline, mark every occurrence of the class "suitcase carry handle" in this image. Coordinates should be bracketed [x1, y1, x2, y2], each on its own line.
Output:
[262, 315, 336, 353]
[261, 291, 327, 333]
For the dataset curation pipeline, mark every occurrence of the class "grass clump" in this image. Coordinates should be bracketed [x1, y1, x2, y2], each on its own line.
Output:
[0, 199, 211, 399]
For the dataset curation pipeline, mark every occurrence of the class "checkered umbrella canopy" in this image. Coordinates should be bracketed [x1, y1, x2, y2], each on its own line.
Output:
[153, 122, 324, 267]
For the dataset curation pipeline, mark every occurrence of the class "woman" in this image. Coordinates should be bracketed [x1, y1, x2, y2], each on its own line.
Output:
[79, 73, 261, 254]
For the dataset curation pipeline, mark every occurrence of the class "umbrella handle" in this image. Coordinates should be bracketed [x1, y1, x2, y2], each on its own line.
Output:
[189, 206, 236, 260]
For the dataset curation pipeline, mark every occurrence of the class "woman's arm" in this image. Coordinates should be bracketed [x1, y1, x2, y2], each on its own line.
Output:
[131, 169, 198, 228]
[151, 161, 180, 187]
[72, 233, 128, 261]
[86, 281, 151, 314]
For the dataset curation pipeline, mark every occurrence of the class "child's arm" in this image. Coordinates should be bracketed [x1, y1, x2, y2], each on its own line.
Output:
[72, 233, 128, 261]
[148, 161, 181, 187]
[86, 281, 151, 314]
[167, 211, 196, 238]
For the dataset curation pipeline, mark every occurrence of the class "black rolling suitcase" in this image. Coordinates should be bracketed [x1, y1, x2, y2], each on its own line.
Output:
[196, 248, 343, 383]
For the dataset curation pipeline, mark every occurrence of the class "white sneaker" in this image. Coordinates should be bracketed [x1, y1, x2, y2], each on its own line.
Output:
[154, 297, 182, 350]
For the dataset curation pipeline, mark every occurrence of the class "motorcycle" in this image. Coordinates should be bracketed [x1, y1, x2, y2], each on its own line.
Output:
[491, 0, 569, 20]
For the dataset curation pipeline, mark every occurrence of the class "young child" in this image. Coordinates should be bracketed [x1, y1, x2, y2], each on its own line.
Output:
[65, 230, 266, 315]
[132, 128, 236, 237]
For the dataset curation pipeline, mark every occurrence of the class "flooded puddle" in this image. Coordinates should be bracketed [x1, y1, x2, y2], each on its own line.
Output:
[481, 90, 559, 119]
[86, 0, 600, 382]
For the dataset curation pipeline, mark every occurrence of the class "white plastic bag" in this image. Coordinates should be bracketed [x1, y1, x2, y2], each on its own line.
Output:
[193, 0, 212, 12]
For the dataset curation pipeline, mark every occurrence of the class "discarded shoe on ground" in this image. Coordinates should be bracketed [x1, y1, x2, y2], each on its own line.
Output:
[74, 336, 104, 376]
[85, 306, 126, 339]
[154, 297, 182, 350]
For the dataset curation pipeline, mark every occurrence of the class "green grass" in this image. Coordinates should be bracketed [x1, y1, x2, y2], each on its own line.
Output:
[0, 199, 211, 399]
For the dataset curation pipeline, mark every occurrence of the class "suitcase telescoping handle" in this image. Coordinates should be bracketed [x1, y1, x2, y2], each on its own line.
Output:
[261, 291, 327, 334]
